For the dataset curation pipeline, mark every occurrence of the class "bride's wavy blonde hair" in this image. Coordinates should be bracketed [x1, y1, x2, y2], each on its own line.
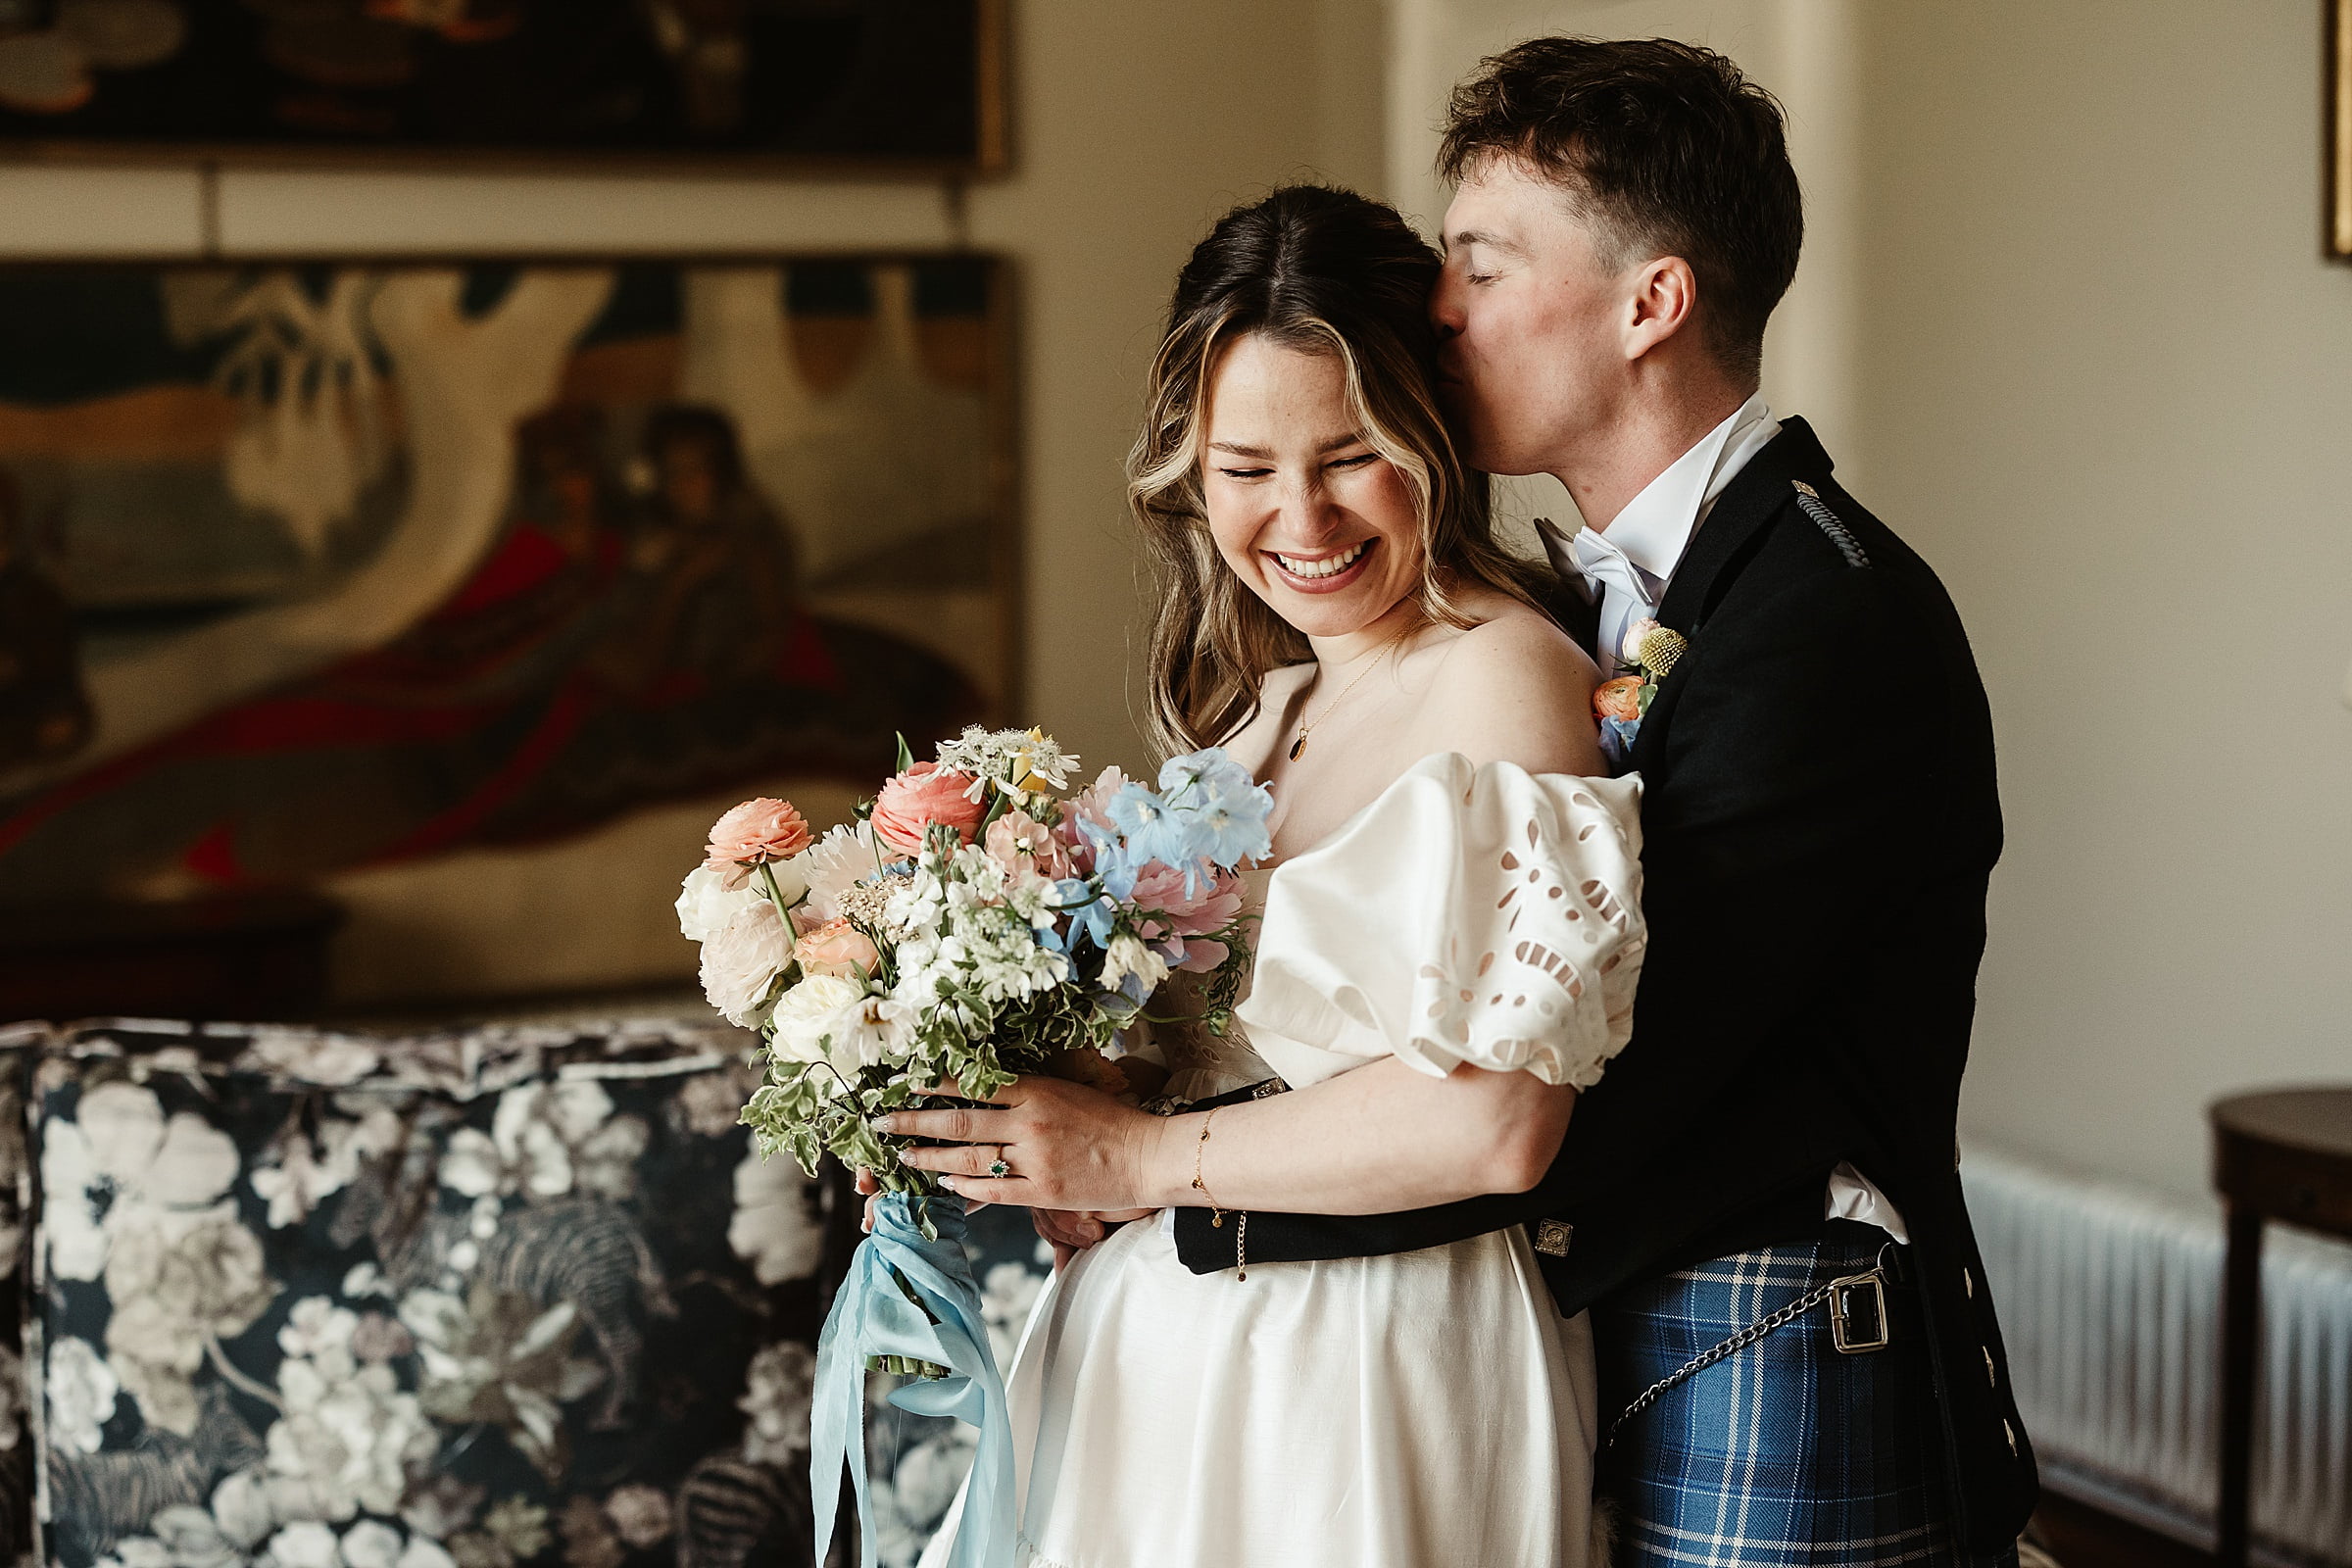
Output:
[1130, 184, 1550, 757]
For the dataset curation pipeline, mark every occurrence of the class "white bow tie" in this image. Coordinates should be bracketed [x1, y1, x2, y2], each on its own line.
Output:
[1571, 528, 1659, 612]
[1536, 519, 1663, 666]
[1536, 518, 1660, 612]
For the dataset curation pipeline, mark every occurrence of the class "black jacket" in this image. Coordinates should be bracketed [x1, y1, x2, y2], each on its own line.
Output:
[1172, 418, 2037, 1551]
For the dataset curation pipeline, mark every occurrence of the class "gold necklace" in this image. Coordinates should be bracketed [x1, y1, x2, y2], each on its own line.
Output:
[1289, 622, 1416, 761]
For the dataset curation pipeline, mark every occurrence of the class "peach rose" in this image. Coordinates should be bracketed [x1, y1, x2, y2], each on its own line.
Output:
[705, 798, 812, 889]
[1593, 675, 1644, 723]
[869, 762, 985, 857]
[792, 917, 880, 979]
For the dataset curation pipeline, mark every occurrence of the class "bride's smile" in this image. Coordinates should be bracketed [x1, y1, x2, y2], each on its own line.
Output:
[1199, 331, 1426, 646]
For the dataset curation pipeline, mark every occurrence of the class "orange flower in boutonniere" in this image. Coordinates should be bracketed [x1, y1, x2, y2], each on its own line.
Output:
[1593, 676, 1644, 723]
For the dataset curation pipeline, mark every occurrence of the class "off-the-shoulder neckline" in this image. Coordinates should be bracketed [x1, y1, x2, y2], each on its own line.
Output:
[1255, 751, 1633, 870]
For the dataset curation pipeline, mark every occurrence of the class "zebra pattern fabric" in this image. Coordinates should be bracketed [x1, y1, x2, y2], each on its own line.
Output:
[1593, 1219, 2020, 1568]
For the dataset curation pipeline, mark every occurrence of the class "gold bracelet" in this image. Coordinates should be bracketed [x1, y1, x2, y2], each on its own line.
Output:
[1190, 1106, 1248, 1281]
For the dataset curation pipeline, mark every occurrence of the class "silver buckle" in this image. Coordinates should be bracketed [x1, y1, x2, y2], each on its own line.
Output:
[1829, 1270, 1889, 1353]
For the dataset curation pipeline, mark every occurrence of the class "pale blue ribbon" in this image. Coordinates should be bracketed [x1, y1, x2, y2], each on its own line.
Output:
[811, 1192, 1017, 1568]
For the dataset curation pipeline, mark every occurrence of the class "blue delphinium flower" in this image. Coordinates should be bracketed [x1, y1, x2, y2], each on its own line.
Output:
[1155, 747, 1274, 868]
[1104, 781, 1195, 870]
[1053, 876, 1120, 954]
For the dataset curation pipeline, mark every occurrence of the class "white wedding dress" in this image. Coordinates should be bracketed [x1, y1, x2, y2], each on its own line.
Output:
[924, 753, 1646, 1568]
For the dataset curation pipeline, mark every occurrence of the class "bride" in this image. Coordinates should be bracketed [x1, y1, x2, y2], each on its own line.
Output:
[885, 184, 1643, 1568]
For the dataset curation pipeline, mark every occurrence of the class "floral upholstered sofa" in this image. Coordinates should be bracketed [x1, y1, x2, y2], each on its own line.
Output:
[0, 1017, 1052, 1568]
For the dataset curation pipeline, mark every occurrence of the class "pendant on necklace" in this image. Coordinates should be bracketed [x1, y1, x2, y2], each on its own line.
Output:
[1289, 734, 1307, 761]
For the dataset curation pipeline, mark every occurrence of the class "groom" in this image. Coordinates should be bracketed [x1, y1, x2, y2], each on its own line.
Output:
[1175, 37, 2037, 1566]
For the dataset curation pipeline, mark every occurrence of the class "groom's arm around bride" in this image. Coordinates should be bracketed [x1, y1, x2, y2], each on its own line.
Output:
[1173, 36, 2037, 1563]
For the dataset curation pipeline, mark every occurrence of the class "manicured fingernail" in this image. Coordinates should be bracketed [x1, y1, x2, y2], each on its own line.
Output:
[940, 1177, 962, 1193]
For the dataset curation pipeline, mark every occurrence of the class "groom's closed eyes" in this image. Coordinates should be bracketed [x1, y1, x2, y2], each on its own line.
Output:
[1444, 227, 1527, 285]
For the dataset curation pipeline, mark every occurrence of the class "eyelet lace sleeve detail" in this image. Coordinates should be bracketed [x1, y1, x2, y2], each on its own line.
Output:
[1234, 754, 1644, 1090]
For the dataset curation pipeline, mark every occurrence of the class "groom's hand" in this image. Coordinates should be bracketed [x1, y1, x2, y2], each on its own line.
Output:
[1033, 1206, 1104, 1269]
[1032, 1206, 1157, 1271]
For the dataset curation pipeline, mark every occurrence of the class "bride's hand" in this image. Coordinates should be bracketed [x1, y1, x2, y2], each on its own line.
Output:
[880, 1074, 1172, 1212]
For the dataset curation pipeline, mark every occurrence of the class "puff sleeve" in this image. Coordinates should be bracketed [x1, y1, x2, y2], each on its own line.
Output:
[1235, 754, 1644, 1091]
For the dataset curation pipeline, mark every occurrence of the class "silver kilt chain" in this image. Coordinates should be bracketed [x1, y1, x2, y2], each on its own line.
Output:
[1601, 1277, 1843, 1449]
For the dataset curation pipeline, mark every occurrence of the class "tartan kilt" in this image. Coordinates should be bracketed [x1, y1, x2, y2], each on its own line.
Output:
[1592, 1220, 2019, 1568]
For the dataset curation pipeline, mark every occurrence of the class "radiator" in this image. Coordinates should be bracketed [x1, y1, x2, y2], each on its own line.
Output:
[1962, 1145, 2352, 1565]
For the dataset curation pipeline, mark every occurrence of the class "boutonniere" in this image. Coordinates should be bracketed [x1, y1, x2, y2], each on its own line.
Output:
[1592, 617, 1689, 769]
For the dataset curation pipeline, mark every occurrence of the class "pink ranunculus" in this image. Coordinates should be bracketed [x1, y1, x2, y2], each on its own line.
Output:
[704, 799, 812, 889]
[1127, 861, 1244, 938]
[1620, 616, 1663, 667]
[869, 762, 985, 857]
[1062, 765, 1130, 830]
[983, 812, 1070, 883]
[1592, 675, 1644, 724]
[792, 918, 880, 980]
[1175, 937, 1230, 973]
[1054, 764, 1133, 875]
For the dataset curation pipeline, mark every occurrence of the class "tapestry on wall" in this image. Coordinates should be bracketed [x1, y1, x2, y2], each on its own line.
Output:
[0, 0, 1002, 170]
[0, 256, 1008, 906]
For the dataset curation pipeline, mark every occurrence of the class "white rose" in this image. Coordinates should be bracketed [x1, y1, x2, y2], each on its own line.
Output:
[698, 898, 792, 1028]
[768, 975, 910, 1080]
[675, 864, 768, 945]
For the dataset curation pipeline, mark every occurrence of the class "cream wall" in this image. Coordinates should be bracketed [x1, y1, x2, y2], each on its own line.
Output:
[1849, 2, 2352, 1200]
[0, 1, 1389, 1002]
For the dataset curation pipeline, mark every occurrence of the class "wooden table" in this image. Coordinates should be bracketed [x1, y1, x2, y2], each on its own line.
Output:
[2209, 1086, 2352, 1567]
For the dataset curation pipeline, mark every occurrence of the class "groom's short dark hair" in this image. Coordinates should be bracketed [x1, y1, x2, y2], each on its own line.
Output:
[1440, 36, 1802, 382]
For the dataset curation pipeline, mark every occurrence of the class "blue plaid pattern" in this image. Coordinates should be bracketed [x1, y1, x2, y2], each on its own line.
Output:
[1593, 1221, 2019, 1568]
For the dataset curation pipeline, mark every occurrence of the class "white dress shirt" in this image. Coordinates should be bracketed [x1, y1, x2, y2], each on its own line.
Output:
[1539, 394, 1910, 1244]
[1538, 391, 1781, 670]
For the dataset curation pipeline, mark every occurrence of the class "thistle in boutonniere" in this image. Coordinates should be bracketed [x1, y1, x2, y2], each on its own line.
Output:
[1592, 616, 1690, 769]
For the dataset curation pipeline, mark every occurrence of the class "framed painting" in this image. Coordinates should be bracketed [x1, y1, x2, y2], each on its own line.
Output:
[0, 253, 1015, 997]
[0, 0, 1005, 172]
[2333, 0, 2352, 258]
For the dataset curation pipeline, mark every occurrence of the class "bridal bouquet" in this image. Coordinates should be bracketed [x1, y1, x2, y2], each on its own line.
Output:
[682, 727, 1272, 1567]
[679, 724, 1270, 1198]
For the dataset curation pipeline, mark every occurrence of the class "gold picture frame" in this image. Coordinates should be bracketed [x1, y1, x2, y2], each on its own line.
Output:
[0, 0, 1009, 179]
[0, 252, 1022, 924]
[2332, 0, 2352, 258]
